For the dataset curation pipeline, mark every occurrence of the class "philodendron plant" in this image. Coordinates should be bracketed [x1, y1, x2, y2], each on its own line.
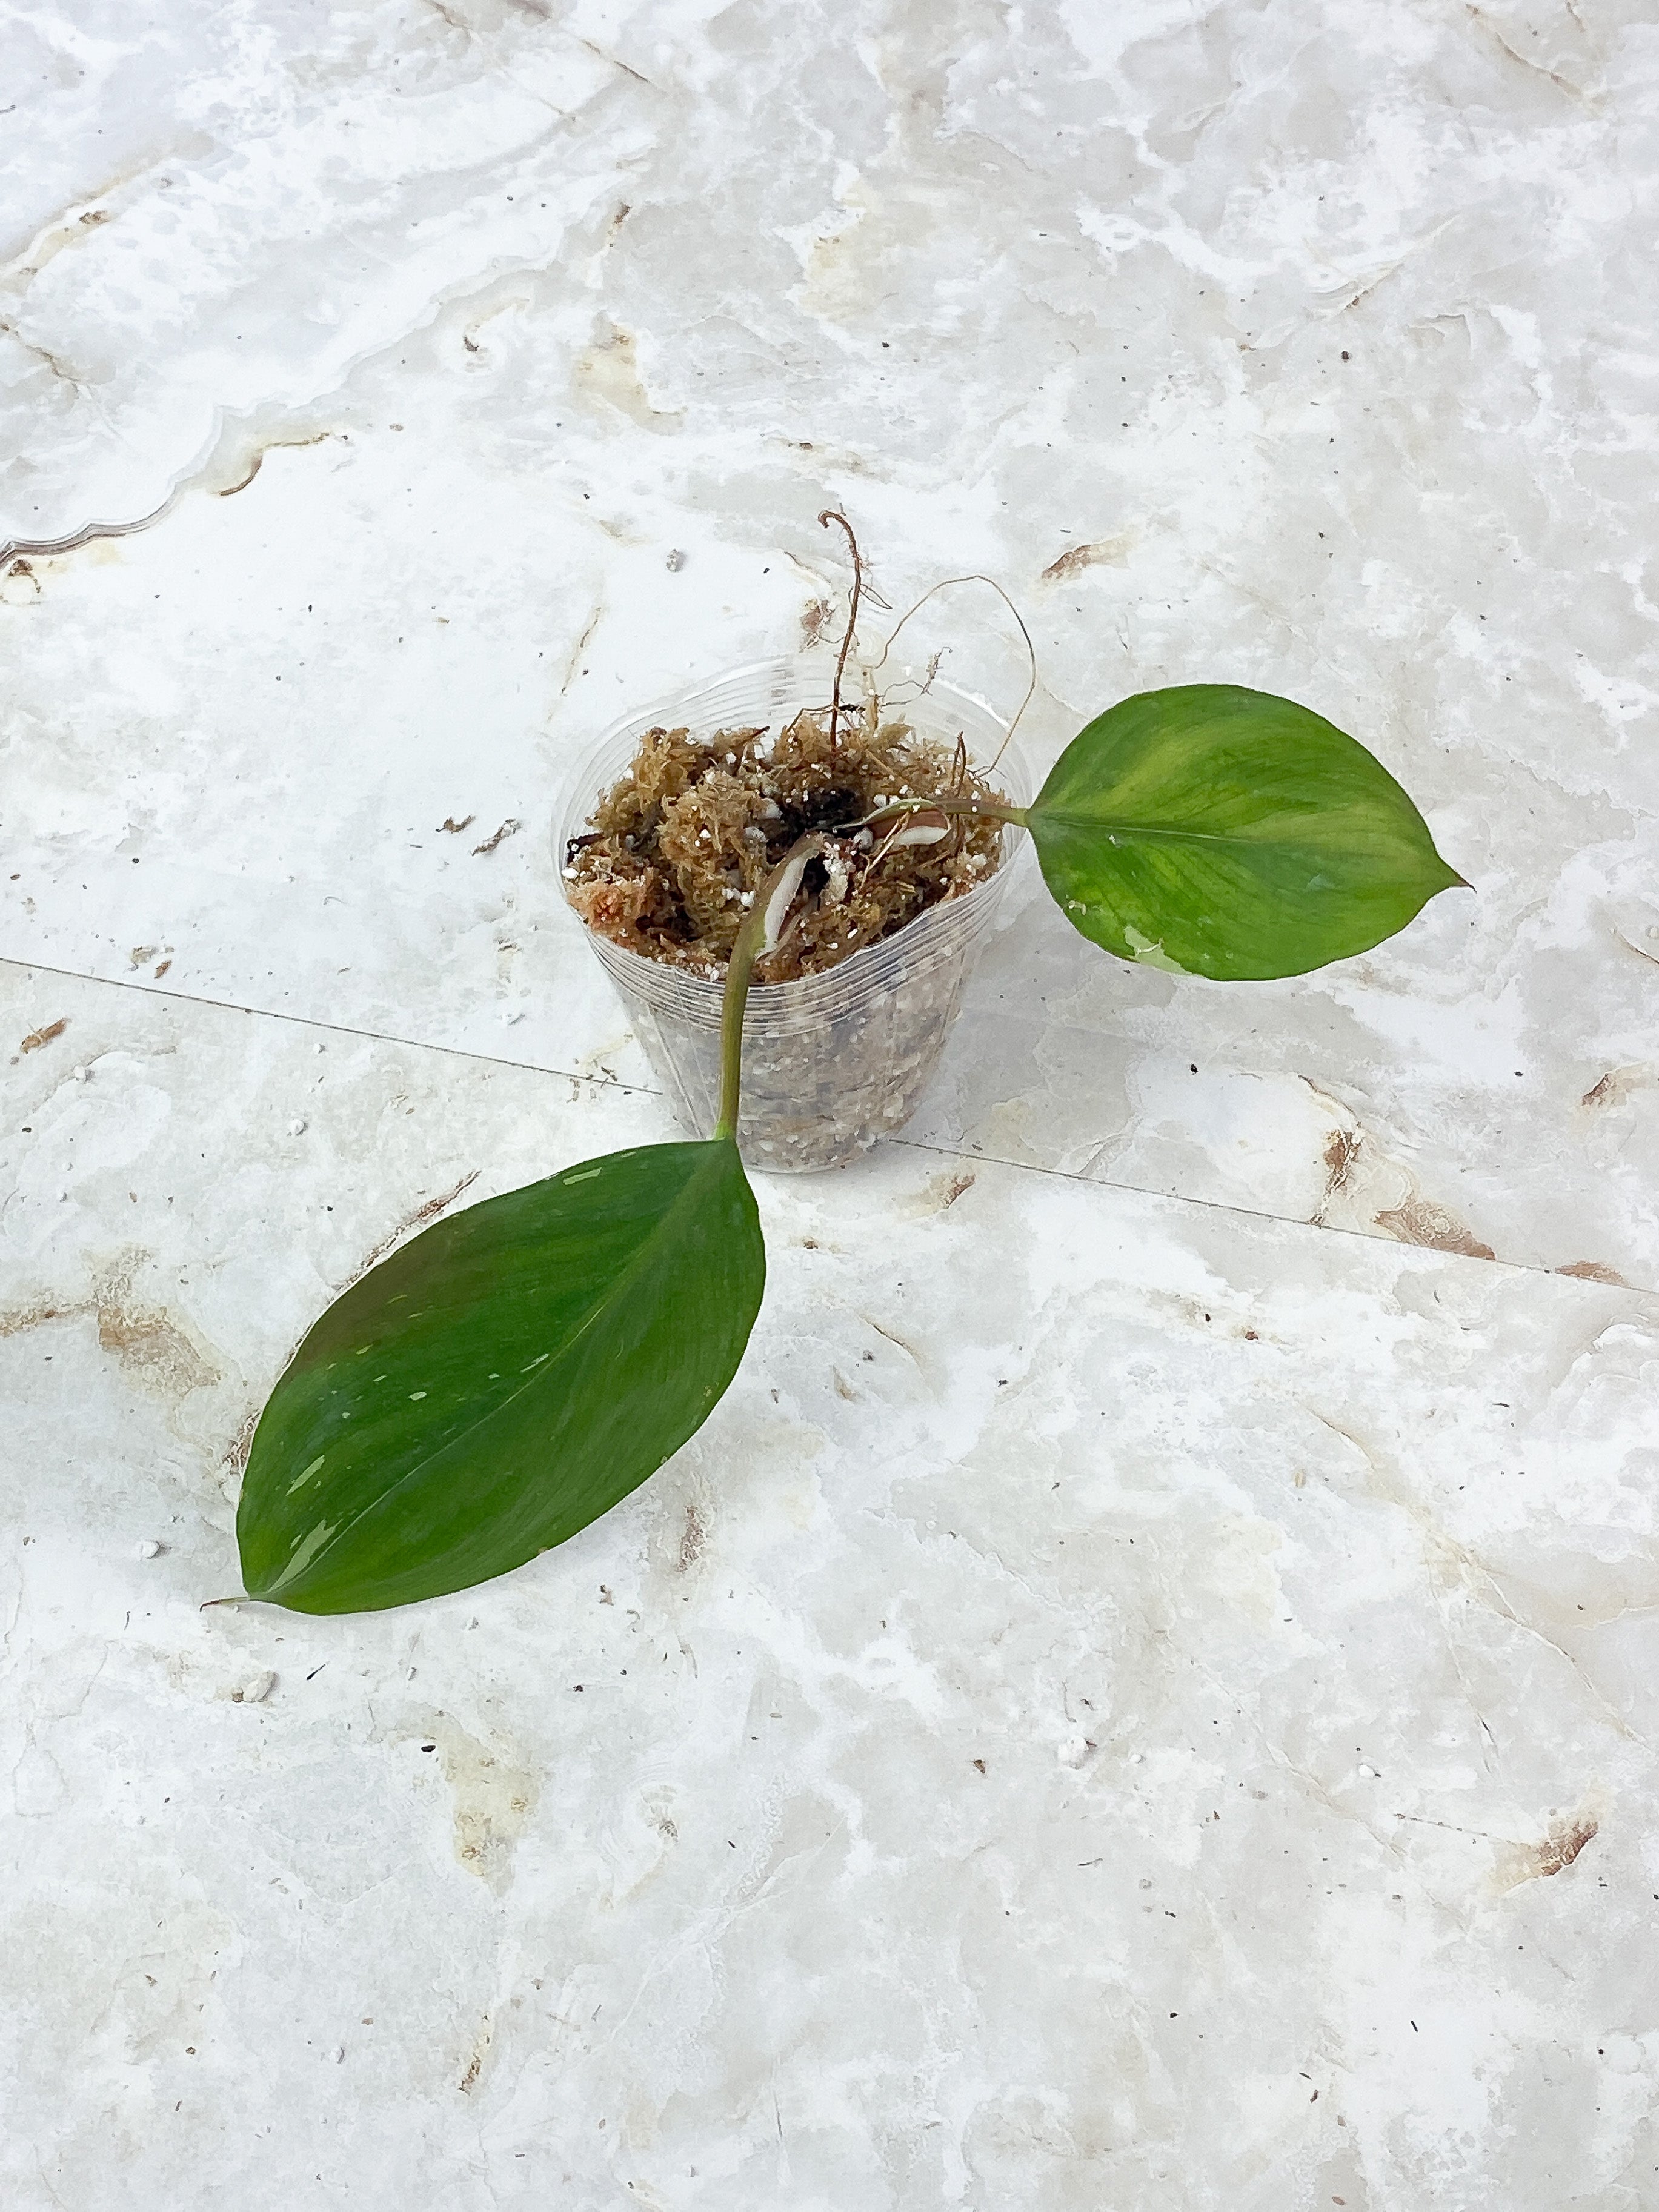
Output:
[234, 591, 1463, 1615]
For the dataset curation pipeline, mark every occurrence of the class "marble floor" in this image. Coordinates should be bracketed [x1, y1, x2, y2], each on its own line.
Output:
[2, 2, 1657, 2205]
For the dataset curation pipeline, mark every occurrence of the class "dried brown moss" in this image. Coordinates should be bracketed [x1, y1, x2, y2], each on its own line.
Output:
[563, 701, 1006, 982]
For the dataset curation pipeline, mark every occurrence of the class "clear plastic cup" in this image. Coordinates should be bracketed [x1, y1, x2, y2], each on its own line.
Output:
[556, 655, 1031, 1173]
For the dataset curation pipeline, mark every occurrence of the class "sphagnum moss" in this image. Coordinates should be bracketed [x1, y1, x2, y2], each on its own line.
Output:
[562, 696, 1008, 983]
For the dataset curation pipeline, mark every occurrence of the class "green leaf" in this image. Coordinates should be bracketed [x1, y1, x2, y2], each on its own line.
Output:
[236, 1138, 765, 1615]
[1026, 684, 1465, 981]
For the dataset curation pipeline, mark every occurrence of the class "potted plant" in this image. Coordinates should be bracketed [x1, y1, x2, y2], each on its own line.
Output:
[229, 519, 1464, 1615]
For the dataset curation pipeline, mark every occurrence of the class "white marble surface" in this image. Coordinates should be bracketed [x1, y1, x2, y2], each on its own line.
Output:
[5, 0, 1658, 1283]
[7, 962, 1659, 2209]
[3, 2, 1658, 2204]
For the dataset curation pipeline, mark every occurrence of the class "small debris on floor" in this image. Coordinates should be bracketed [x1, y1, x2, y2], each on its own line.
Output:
[471, 818, 521, 856]
[19, 1018, 67, 1053]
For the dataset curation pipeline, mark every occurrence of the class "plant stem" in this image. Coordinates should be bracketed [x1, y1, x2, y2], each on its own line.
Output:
[714, 835, 822, 1142]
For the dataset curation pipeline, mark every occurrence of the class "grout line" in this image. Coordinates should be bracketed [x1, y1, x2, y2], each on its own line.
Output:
[7, 954, 1653, 1302]
[888, 1141, 1657, 1301]
[1, 954, 659, 1097]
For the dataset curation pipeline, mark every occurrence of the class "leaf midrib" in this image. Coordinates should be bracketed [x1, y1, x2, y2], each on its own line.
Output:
[257, 1144, 739, 1599]
[1034, 805, 1391, 858]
